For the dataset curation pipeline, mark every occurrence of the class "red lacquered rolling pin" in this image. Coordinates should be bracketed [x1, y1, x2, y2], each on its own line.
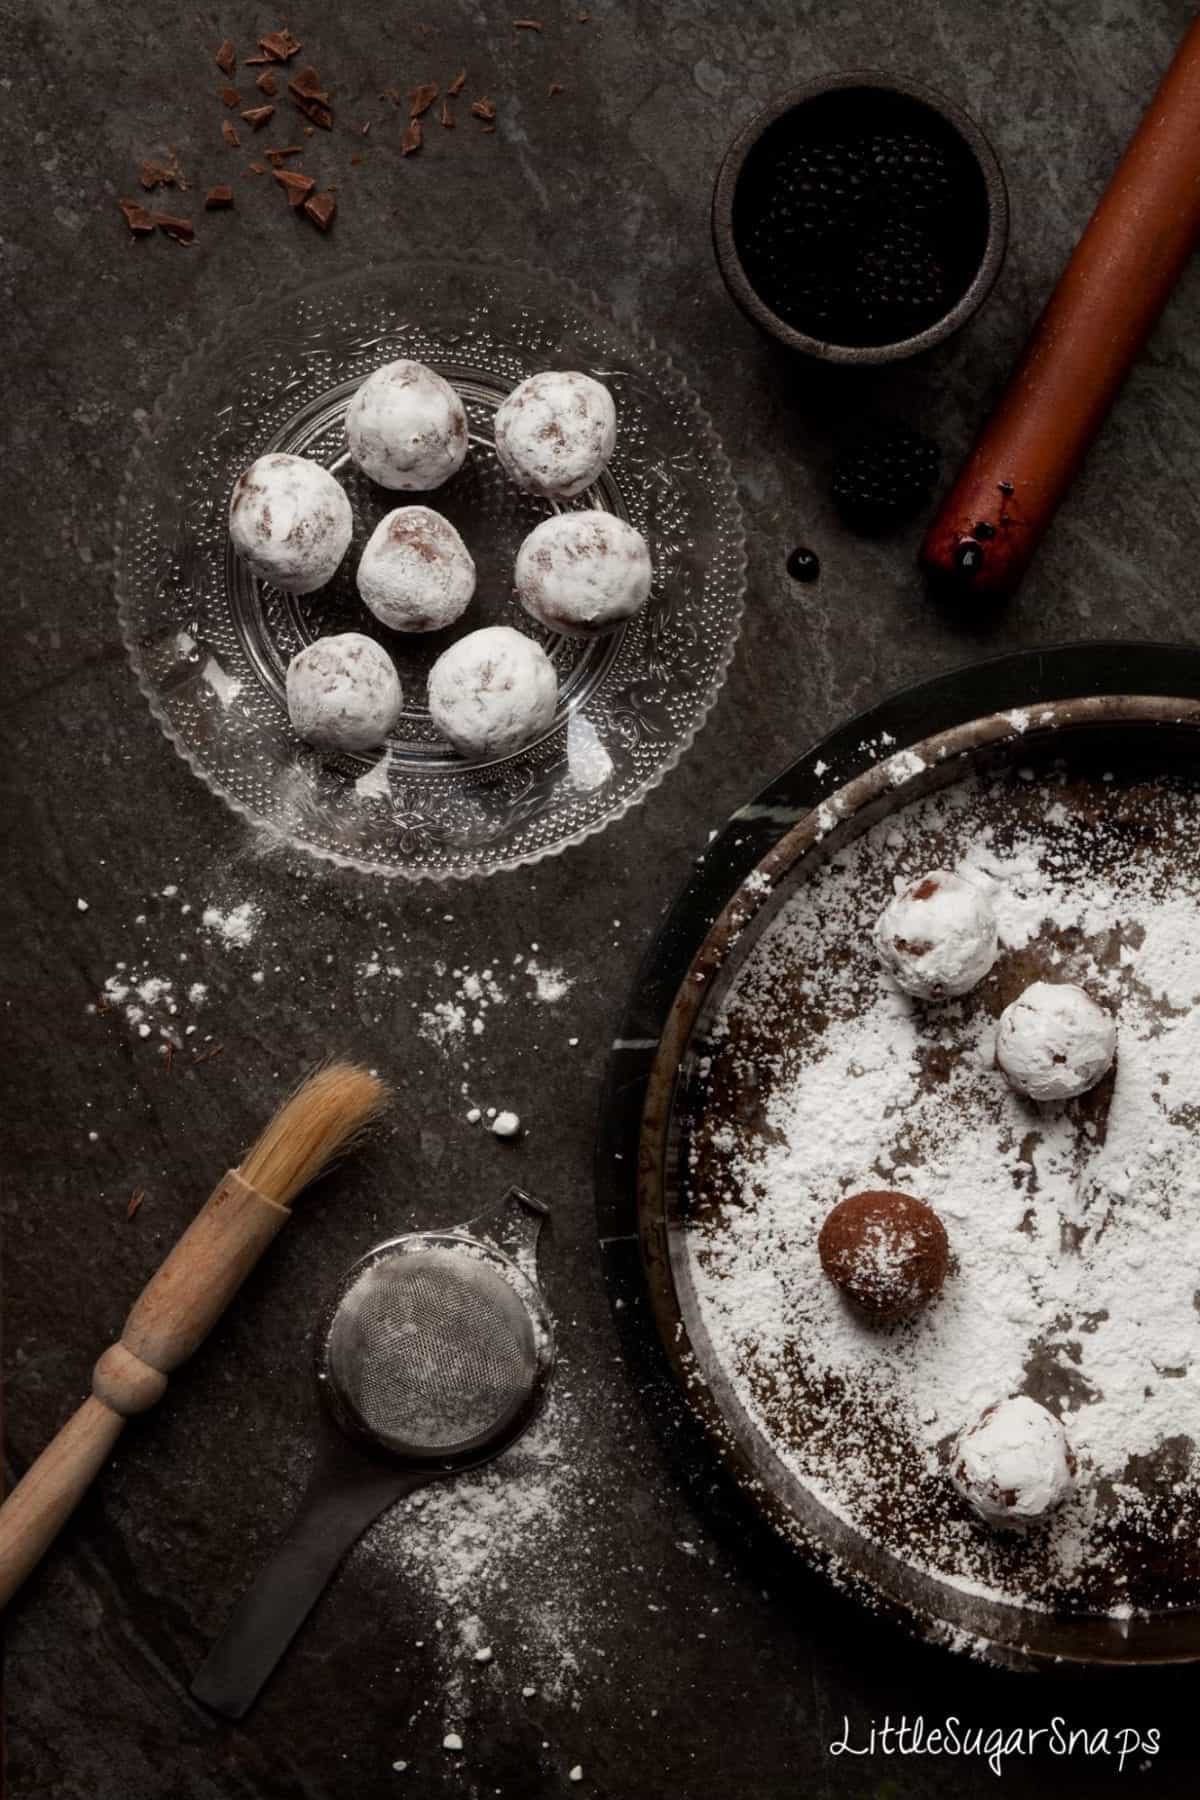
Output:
[920, 17, 1200, 600]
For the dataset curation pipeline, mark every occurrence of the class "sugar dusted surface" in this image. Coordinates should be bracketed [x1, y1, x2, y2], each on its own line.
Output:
[685, 759, 1200, 1619]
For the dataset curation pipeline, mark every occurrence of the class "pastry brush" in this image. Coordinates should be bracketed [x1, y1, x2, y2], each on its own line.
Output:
[0, 1061, 387, 1609]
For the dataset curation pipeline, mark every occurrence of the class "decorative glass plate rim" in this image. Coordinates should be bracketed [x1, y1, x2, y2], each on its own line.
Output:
[114, 255, 748, 882]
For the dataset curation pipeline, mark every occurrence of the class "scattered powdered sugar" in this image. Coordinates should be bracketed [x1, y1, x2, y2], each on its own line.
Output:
[526, 960, 572, 1005]
[201, 900, 260, 948]
[686, 761, 1200, 1620]
[359, 1384, 594, 1700]
[416, 955, 572, 1048]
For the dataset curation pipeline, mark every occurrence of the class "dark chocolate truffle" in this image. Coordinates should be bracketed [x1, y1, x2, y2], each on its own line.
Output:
[818, 1189, 949, 1320]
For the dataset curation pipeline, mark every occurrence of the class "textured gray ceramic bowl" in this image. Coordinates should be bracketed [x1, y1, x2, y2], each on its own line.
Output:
[712, 71, 1009, 365]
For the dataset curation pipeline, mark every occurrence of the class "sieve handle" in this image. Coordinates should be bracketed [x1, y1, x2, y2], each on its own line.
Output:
[191, 1436, 428, 1720]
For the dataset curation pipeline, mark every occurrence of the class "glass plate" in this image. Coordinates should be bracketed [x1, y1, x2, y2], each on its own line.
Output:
[115, 260, 747, 880]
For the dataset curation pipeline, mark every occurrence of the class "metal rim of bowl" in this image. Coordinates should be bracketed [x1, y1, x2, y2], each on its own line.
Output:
[637, 691, 1200, 1669]
[711, 69, 1010, 365]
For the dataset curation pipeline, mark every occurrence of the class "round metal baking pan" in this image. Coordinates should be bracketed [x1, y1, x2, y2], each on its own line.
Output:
[597, 643, 1200, 1671]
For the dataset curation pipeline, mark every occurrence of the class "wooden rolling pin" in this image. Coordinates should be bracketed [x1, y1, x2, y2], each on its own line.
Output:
[920, 17, 1200, 599]
[0, 1063, 385, 1609]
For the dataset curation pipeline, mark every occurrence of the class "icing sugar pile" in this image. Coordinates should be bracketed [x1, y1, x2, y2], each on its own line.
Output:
[688, 764, 1200, 1614]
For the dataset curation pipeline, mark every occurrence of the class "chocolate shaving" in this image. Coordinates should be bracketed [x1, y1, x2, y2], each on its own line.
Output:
[288, 67, 332, 129]
[192, 1043, 224, 1064]
[127, 1188, 146, 1220]
[408, 81, 437, 118]
[118, 198, 156, 235]
[258, 28, 302, 61]
[241, 105, 275, 129]
[256, 69, 278, 96]
[221, 120, 240, 147]
[221, 85, 241, 107]
[163, 1042, 175, 1074]
[289, 64, 327, 97]
[471, 97, 496, 122]
[402, 117, 422, 154]
[440, 96, 454, 128]
[447, 68, 466, 96]
[350, 152, 363, 165]
[264, 143, 303, 163]
[513, 17, 543, 27]
[244, 52, 272, 64]
[248, 161, 267, 174]
[139, 159, 176, 190]
[215, 39, 237, 76]
[548, 81, 565, 95]
[205, 185, 234, 208]
[152, 212, 194, 244]
[274, 167, 316, 206]
[303, 190, 336, 231]
[303, 124, 315, 136]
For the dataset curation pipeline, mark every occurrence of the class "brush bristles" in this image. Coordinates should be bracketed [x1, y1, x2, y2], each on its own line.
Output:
[238, 1063, 388, 1207]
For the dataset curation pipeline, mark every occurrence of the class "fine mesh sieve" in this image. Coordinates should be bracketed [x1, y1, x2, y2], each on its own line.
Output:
[192, 1190, 553, 1720]
[321, 1244, 541, 1462]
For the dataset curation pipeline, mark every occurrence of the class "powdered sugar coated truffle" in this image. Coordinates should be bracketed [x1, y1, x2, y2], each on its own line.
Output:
[228, 454, 352, 595]
[427, 625, 558, 760]
[286, 632, 402, 753]
[515, 510, 652, 639]
[494, 371, 616, 499]
[356, 506, 475, 633]
[996, 980, 1116, 1101]
[873, 869, 997, 1000]
[346, 360, 468, 491]
[952, 1395, 1076, 1526]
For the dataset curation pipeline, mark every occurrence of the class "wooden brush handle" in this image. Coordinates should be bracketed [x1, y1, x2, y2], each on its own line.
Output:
[920, 17, 1200, 598]
[0, 1399, 127, 1607]
[0, 1170, 288, 1608]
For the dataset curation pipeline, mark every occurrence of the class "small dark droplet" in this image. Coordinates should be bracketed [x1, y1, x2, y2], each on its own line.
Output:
[974, 520, 996, 540]
[954, 538, 985, 575]
[998, 480, 1015, 496]
[787, 545, 821, 583]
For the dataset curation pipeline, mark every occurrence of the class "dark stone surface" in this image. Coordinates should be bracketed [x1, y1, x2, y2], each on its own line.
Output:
[3, 2, 1199, 1796]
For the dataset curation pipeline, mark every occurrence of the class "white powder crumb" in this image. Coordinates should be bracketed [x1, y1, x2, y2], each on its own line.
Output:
[492, 1111, 521, 1138]
[201, 655, 242, 707]
[814, 759, 829, 775]
[421, 1000, 467, 1046]
[527, 960, 572, 1004]
[202, 901, 259, 948]
[251, 970, 265, 985]
[391, 1760, 407, 1772]
[442, 1733, 462, 1752]
[473, 1646, 493, 1664]
[76, 897, 88, 912]
[187, 982, 207, 1004]
[355, 753, 392, 801]
[569, 1767, 583, 1782]
[568, 1036, 579, 1047]
[162, 884, 178, 897]
[87, 1130, 98, 1142]
[522, 1686, 536, 1698]
[466, 1107, 482, 1124]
